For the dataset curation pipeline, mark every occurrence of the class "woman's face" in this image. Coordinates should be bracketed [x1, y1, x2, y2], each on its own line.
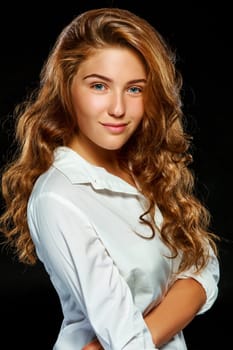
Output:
[70, 47, 147, 157]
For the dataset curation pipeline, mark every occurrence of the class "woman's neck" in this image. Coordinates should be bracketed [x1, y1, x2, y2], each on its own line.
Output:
[68, 135, 137, 188]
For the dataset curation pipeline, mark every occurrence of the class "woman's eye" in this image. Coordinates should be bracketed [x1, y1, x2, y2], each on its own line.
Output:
[92, 83, 105, 91]
[128, 86, 142, 94]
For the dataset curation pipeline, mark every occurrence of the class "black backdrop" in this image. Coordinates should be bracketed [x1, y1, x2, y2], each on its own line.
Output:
[0, 1, 232, 349]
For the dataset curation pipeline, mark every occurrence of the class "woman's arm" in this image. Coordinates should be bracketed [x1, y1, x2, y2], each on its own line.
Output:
[82, 277, 206, 349]
[29, 194, 156, 349]
[144, 277, 206, 347]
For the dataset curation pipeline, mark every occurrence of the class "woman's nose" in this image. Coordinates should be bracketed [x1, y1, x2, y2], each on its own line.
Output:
[108, 91, 125, 118]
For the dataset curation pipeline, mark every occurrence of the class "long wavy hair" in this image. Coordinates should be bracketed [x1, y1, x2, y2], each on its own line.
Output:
[0, 8, 218, 270]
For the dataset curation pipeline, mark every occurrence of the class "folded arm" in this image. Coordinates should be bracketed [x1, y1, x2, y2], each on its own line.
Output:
[83, 277, 206, 349]
[29, 194, 157, 349]
[144, 277, 206, 347]
[83, 247, 219, 349]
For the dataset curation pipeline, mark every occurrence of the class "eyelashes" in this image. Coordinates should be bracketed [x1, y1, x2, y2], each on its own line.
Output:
[90, 82, 144, 95]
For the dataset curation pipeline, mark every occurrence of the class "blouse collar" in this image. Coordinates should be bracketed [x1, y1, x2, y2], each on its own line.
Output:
[53, 146, 141, 195]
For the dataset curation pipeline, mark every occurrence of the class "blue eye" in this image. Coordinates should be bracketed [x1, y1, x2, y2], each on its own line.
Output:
[128, 86, 142, 94]
[93, 83, 105, 91]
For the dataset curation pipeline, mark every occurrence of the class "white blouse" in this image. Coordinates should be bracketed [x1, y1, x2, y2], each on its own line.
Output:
[27, 146, 219, 350]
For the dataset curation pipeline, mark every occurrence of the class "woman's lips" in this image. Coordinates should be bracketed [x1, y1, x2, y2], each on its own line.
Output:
[101, 123, 128, 133]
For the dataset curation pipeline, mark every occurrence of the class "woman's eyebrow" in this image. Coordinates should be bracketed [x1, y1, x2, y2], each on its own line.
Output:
[83, 74, 112, 82]
[83, 74, 147, 84]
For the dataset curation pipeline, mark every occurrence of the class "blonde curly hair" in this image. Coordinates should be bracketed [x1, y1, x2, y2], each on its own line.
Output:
[0, 8, 218, 271]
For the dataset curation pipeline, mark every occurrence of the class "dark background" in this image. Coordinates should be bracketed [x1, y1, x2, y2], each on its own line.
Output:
[0, 1, 232, 349]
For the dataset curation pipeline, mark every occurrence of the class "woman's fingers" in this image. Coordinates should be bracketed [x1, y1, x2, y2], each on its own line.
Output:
[82, 338, 103, 350]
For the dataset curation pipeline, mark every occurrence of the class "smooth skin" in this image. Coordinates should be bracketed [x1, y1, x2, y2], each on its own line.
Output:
[68, 47, 206, 349]
[69, 47, 146, 184]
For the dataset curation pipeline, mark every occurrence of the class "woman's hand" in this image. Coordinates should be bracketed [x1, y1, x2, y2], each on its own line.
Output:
[82, 338, 103, 350]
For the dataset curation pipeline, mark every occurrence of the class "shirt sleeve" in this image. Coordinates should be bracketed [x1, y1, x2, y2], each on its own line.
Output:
[28, 192, 157, 350]
[174, 244, 220, 315]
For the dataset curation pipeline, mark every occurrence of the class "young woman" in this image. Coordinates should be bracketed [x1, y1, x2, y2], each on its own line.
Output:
[0, 7, 219, 350]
